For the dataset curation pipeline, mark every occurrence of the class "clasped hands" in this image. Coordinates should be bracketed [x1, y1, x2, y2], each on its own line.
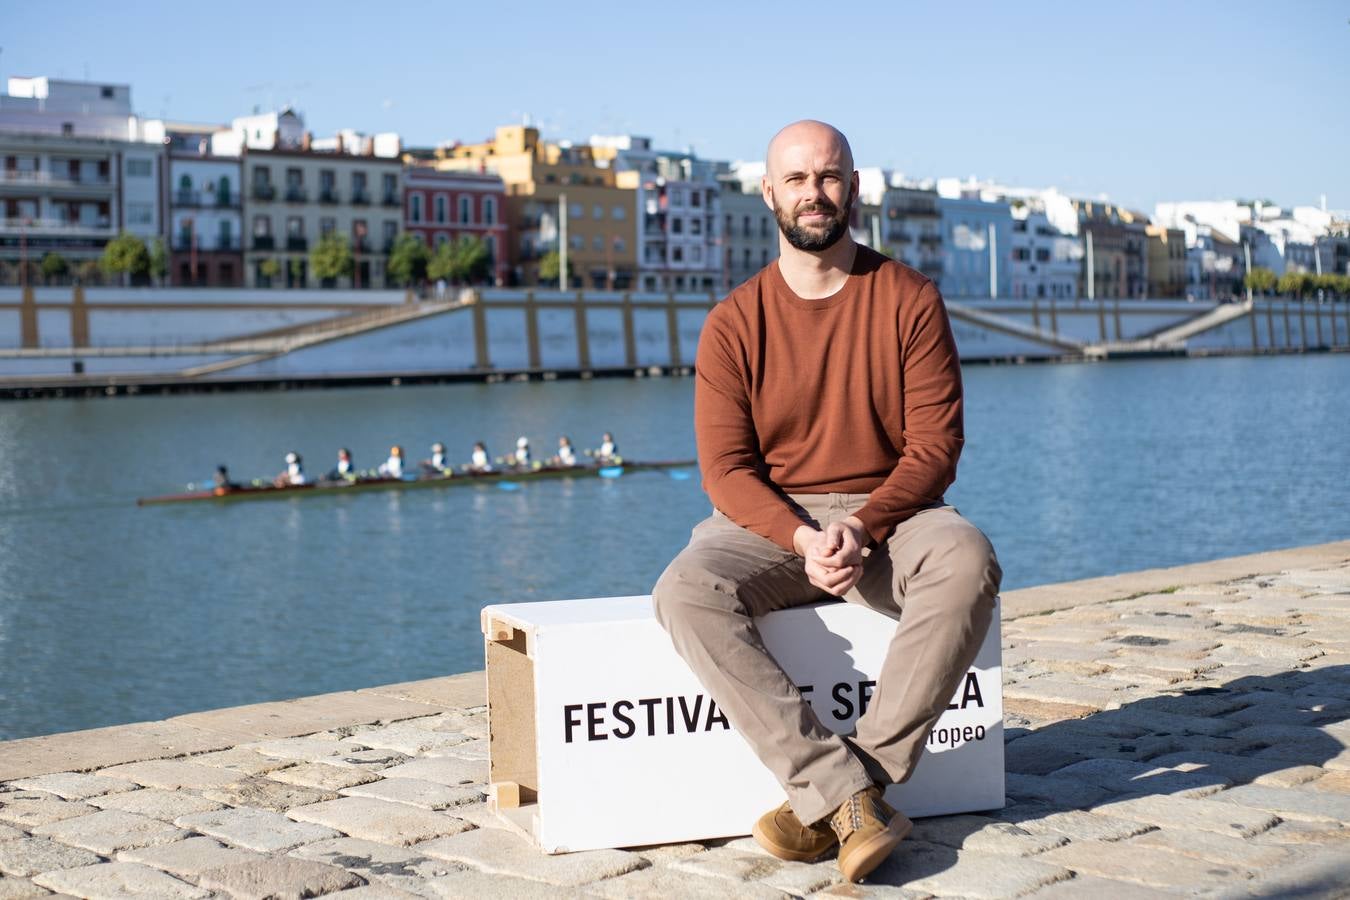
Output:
[793, 516, 868, 597]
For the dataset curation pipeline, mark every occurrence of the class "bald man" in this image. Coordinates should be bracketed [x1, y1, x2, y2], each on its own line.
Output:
[652, 121, 1001, 883]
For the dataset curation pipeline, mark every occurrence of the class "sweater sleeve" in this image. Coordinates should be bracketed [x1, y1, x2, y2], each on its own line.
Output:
[695, 310, 811, 551]
[852, 280, 964, 544]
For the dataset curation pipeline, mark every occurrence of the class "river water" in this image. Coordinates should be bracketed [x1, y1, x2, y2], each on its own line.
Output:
[1, 354, 1347, 740]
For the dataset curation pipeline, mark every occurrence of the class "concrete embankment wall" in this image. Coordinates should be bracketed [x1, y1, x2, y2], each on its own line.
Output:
[1, 287, 1347, 394]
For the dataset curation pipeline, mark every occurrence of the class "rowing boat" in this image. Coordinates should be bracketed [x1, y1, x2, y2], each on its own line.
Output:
[136, 459, 698, 506]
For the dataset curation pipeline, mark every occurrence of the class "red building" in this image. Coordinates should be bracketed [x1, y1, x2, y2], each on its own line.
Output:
[403, 168, 509, 285]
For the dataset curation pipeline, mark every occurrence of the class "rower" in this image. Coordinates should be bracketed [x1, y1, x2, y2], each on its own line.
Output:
[213, 465, 239, 494]
[378, 446, 405, 479]
[598, 431, 618, 462]
[556, 435, 577, 467]
[275, 451, 308, 487]
[512, 436, 531, 468]
[470, 441, 493, 472]
[328, 448, 355, 481]
[420, 442, 451, 477]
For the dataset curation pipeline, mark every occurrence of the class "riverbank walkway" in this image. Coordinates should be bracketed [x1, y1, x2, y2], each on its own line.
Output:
[2, 541, 1348, 898]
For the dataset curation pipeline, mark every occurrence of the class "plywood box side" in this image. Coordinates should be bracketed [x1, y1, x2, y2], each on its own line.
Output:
[485, 633, 539, 803]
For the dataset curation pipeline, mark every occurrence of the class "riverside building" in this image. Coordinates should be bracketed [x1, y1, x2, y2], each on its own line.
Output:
[400, 166, 510, 285]
[0, 77, 166, 284]
[225, 110, 403, 289]
[435, 125, 638, 289]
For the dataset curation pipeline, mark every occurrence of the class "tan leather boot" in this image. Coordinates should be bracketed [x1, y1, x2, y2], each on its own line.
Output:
[751, 801, 839, 862]
[828, 786, 912, 883]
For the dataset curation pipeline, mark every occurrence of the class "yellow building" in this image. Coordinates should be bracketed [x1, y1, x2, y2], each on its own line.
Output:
[1145, 225, 1187, 299]
[436, 126, 638, 288]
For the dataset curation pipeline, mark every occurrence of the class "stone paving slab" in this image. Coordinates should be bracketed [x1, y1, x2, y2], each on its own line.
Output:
[116, 836, 264, 879]
[175, 806, 340, 853]
[0, 876, 49, 899]
[87, 788, 223, 820]
[8, 774, 137, 801]
[416, 827, 648, 886]
[0, 837, 102, 877]
[32, 861, 209, 898]
[30, 810, 187, 855]
[286, 797, 472, 847]
[196, 856, 366, 899]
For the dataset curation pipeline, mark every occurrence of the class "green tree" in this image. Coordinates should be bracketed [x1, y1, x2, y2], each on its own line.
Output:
[311, 234, 354, 285]
[40, 252, 69, 284]
[538, 249, 561, 286]
[429, 235, 492, 285]
[288, 257, 306, 287]
[1244, 267, 1277, 295]
[149, 238, 168, 284]
[99, 232, 151, 285]
[386, 233, 429, 287]
[1276, 270, 1312, 299]
[258, 258, 281, 285]
[1336, 274, 1350, 299]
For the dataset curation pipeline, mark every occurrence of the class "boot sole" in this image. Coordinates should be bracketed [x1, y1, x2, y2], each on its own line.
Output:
[839, 815, 913, 883]
[751, 819, 837, 863]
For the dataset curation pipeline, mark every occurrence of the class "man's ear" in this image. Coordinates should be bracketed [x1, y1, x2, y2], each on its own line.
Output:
[761, 175, 773, 211]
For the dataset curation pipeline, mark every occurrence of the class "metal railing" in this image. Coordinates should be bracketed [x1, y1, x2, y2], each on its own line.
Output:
[252, 184, 276, 201]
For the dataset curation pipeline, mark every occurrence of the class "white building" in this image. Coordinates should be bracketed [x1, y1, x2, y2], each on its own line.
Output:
[935, 184, 1013, 299]
[0, 78, 166, 282]
[1010, 208, 1080, 300]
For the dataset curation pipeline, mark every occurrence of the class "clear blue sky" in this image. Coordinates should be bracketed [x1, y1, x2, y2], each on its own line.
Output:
[6, 0, 1347, 214]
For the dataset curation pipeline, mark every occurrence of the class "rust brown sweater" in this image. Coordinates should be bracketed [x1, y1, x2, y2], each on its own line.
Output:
[695, 245, 963, 551]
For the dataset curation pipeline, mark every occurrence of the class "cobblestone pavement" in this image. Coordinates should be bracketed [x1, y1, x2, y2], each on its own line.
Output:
[2, 560, 1349, 898]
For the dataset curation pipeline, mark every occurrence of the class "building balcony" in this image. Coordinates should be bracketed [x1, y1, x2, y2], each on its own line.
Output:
[174, 236, 241, 252]
[173, 190, 242, 209]
[1, 216, 113, 235]
[284, 187, 308, 203]
[252, 235, 275, 250]
[381, 193, 400, 208]
[895, 201, 938, 217]
[318, 189, 340, 204]
[885, 228, 912, 242]
[286, 236, 308, 251]
[252, 184, 276, 202]
[351, 190, 370, 206]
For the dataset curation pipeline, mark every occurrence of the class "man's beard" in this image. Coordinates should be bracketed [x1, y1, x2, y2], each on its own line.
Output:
[774, 186, 854, 252]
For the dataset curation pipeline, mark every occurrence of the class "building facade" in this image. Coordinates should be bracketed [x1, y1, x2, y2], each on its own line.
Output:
[243, 146, 402, 288]
[1145, 225, 1187, 298]
[718, 183, 778, 290]
[436, 125, 639, 288]
[937, 193, 1012, 299]
[1074, 200, 1149, 299]
[403, 167, 509, 285]
[168, 155, 243, 286]
[880, 187, 946, 285]
[1010, 208, 1080, 300]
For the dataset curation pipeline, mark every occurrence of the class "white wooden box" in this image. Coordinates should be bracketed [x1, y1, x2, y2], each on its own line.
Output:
[481, 595, 1002, 853]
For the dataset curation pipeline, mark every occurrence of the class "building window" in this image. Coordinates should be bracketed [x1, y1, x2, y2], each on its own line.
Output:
[253, 166, 271, 186]
[691, 191, 701, 208]
[593, 204, 603, 219]
[286, 216, 304, 237]
[382, 173, 397, 199]
[320, 217, 336, 236]
[382, 220, 397, 248]
[612, 204, 626, 220]
[570, 234, 583, 250]
[483, 196, 497, 225]
[673, 246, 684, 262]
[127, 203, 152, 225]
[569, 202, 583, 219]
[760, 218, 769, 238]
[484, 234, 496, 262]
[436, 232, 449, 247]
[411, 194, 424, 222]
[253, 215, 271, 236]
[459, 195, 472, 223]
[691, 218, 702, 236]
[691, 245, 702, 263]
[126, 159, 152, 177]
[592, 235, 603, 251]
[672, 218, 683, 235]
[761, 248, 769, 266]
[435, 195, 447, 223]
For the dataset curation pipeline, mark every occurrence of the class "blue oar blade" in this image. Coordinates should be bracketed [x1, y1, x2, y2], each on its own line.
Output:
[598, 466, 624, 478]
[497, 481, 522, 491]
[667, 469, 693, 480]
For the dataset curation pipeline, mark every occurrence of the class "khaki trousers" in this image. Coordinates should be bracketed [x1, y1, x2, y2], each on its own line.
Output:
[652, 494, 1001, 826]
